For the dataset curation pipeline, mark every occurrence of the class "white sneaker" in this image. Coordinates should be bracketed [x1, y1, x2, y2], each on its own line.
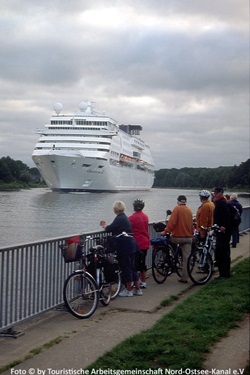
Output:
[140, 282, 147, 289]
[134, 289, 143, 296]
[119, 289, 133, 297]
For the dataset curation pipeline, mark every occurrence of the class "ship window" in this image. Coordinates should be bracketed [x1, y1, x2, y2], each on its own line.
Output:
[50, 160, 55, 163]
[98, 166, 104, 169]
[82, 164, 91, 168]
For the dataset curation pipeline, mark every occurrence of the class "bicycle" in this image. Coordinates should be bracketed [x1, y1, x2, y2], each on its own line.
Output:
[61, 236, 120, 319]
[97, 235, 122, 299]
[151, 211, 183, 284]
[101, 244, 122, 300]
[187, 224, 220, 285]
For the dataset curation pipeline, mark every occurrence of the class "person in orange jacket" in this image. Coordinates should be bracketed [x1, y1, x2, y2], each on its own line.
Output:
[161, 195, 193, 283]
[196, 190, 215, 240]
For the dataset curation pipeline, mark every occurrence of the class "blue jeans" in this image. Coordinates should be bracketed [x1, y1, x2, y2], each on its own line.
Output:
[231, 227, 239, 247]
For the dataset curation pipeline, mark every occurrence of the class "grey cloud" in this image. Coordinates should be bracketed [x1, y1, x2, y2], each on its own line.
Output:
[0, 0, 248, 170]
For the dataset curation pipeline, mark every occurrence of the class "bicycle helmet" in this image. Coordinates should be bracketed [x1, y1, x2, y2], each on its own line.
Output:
[199, 190, 210, 198]
[133, 199, 145, 211]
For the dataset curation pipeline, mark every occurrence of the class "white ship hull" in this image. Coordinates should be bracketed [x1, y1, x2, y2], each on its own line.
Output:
[32, 153, 154, 192]
[32, 102, 154, 192]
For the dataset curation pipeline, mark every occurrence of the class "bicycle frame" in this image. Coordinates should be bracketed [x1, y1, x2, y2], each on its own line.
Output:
[80, 236, 121, 300]
[187, 224, 220, 285]
[197, 225, 218, 260]
[151, 235, 182, 283]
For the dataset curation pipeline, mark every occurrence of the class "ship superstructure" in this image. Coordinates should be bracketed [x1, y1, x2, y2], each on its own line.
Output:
[32, 102, 154, 192]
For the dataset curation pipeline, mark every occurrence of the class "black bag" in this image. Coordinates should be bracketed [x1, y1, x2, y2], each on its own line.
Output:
[103, 256, 119, 282]
[153, 222, 166, 232]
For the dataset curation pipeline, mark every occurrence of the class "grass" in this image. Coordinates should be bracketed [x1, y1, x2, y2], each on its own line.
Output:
[0, 182, 46, 190]
[87, 257, 250, 370]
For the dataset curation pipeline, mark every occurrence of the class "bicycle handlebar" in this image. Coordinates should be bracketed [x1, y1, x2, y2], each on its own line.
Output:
[200, 224, 221, 233]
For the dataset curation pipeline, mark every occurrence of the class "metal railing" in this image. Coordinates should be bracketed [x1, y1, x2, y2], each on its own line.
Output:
[0, 207, 249, 334]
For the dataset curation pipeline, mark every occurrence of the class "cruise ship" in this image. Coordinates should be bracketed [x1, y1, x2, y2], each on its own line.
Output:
[32, 101, 155, 192]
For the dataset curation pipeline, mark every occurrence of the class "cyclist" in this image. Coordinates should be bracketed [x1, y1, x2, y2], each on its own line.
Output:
[160, 195, 193, 283]
[129, 199, 150, 289]
[196, 190, 215, 240]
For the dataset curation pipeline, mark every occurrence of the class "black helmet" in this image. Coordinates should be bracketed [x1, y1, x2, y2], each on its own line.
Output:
[133, 199, 145, 211]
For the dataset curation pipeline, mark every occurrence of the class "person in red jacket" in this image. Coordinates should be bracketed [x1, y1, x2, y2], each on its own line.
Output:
[129, 199, 150, 288]
[161, 195, 193, 283]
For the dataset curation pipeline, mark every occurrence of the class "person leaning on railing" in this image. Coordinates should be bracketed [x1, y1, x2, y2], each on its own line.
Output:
[100, 200, 142, 297]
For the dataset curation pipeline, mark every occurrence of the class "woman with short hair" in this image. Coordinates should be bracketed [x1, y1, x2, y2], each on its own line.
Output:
[100, 201, 142, 297]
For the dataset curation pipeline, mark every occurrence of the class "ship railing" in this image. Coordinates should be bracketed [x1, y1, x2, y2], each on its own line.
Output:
[0, 207, 249, 337]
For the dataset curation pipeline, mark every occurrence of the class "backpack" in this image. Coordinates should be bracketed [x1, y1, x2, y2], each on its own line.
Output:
[228, 204, 241, 229]
[103, 256, 119, 282]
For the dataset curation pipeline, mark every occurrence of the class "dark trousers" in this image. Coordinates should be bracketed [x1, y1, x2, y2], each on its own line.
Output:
[118, 252, 139, 284]
[231, 227, 240, 247]
[215, 232, 231, 278]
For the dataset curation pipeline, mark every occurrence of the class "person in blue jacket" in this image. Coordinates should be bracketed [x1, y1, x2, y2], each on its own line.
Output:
[228, 193, 243, 248]
[100, 200, 142, 297]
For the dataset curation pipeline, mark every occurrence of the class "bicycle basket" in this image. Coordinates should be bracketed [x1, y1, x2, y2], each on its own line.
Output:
[153, 222, 166, 232]
[61, 236, 82, 263]
[103, 256, 119, 282]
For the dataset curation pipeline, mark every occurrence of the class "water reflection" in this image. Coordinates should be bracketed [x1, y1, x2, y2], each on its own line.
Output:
[0, 188, 249, 247]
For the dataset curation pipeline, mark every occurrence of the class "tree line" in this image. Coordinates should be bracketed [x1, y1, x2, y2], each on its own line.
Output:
[0, 156, 41, 188]
[0, 156, 249, 190]
[153, 159, 250, 190]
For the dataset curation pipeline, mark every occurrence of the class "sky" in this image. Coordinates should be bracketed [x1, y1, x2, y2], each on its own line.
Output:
[0, 0, 249, 170]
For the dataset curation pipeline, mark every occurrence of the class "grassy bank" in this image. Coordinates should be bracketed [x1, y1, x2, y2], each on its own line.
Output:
[87, 257, 250, 370]
[0, 183, 46, 190]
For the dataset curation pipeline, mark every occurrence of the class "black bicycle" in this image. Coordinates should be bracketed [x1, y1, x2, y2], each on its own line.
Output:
[187, 224, 219, 285]
[61, 236, 120, 319]
[151, 211, 183, 284]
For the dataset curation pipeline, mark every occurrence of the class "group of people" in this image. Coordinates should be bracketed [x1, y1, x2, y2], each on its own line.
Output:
[100, 199, 150, 297]
[100, 188, 243, 296]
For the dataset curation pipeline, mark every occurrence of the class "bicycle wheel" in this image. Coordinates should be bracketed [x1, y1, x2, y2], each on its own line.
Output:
[99, 268, 112, 306]
[110, 270, 122, 299]
[152, 247, 171, 284]
[187, 249, 213, 285]
[63, 270, 98, 319]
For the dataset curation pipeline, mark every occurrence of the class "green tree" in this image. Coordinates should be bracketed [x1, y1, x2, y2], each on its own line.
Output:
[153, 159, 250, 190]
[0, 159, 13, 183]
[0, 156, 42, 186]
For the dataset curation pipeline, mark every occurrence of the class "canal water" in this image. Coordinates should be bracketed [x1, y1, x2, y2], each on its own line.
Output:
[0, 188, 249, 248]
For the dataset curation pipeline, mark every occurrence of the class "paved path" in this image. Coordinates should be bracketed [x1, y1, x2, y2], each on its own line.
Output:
[0, 232, 249, 373]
